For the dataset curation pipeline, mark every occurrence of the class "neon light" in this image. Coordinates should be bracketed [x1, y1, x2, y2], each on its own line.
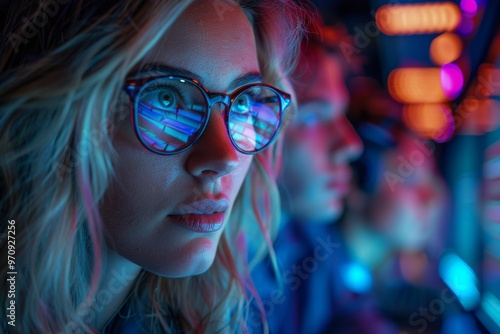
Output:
[403, 103, 454, 142]
[388, 68, 446, 103]
[441, 63, 464, 99]
[481, 292, 500, 329]
[439, 253, 481, 311]
[461, 0, 478, 15]
[376, 2, 461, 35]
[342, 263, 373, 294]
[430, 33, 463, 65]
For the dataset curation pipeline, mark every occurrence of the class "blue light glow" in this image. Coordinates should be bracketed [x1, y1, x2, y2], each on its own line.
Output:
[342, 262, 373, 294]
[439, 253, 481, 311]
[481, 292, 500, 329]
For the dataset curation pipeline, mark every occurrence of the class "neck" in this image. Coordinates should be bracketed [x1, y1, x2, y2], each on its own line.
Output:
[88, 249, 142, 331]
[343, 213, 391, 270]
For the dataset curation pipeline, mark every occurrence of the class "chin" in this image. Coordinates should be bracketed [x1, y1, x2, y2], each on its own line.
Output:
[314, 209, 343, 224]
[317, 199, 344, 223]
[146, 238, 219, 278]
[302, 204, 344, 224]
[293, 198, 345, 224]
[152, 252, 217, 278]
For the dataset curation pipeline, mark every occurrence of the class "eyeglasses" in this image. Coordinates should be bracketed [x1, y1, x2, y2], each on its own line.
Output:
[124, 76, 291, 155]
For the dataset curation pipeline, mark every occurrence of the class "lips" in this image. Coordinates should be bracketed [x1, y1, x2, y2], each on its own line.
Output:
[326, 165, 352, 195]
[168, 197, 229, 233]
[326, 181, 351, 195]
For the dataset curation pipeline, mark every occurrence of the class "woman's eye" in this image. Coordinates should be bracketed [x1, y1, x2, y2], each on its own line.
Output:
[142, 86, 184, 111]
[158, 90, 176, 109]
[234, 94, 251, 113]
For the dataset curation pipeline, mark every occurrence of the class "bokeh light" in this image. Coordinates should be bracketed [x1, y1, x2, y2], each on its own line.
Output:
[458, 17, 475, 35]
[430, 33, 463, 65]
[342, 263, 373, 294]
[441, 63, 464, 99]
[460, 0, 478, 15]
[439, 253, 481, 311]
[403, 103, 455, 142]
[480, 293, 500, 331]
[388, 68, 446, 103]
[376, 2, 461, 36]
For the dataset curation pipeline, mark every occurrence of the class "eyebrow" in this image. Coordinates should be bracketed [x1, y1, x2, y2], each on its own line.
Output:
[132, 63, 263, 91]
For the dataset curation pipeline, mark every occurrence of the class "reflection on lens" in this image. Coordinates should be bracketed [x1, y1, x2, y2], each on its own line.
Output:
[229, 86, 281, 152]
[135, 78, 207, 153]
[235, 94, 251, 112]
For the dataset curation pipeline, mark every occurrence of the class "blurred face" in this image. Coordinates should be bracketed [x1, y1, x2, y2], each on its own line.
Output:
[282, 52, 363, 223]
[370, 135, 445, 250]
[100, 1, 258, 277]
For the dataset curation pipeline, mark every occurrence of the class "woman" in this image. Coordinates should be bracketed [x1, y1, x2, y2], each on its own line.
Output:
[0, 0, 305, 332]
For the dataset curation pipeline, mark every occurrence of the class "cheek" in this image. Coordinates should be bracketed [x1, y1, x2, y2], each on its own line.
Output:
[285, 134, 329, 174]
[230, 155, 253, 188]
[107, 135, 180, 208]
[100, 124, 183, 240]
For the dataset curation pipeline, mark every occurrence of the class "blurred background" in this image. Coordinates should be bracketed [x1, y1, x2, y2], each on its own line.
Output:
[308, 0, 500, 333]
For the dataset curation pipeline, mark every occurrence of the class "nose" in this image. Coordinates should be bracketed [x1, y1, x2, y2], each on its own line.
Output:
[185, 104, 239, 178]
[330, 116, 364, 163]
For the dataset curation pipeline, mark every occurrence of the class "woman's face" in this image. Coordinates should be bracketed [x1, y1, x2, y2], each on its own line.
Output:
[100, 1, 257, 277]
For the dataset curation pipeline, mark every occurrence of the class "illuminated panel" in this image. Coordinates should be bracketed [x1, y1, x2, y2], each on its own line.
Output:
[403, 103, 454, 142]
[376, 2, 461, 36]
[388, 68, 447, 103]
[430, 33, 463, 65]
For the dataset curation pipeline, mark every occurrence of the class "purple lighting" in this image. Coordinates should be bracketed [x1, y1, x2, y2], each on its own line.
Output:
[458, 17, 474, 35]
[460, 0, 478, 14]
[435, 106, 455, 143]
[441, 63, 464, 100]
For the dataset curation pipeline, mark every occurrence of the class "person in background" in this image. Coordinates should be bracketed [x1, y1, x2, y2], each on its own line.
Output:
[343, 124, 449, 333]
[248, 18, 397, 334]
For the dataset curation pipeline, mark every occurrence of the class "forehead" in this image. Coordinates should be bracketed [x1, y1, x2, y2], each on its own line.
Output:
[295, 53, 349, 118]
[301, 53, 347, 99]
[141, 1, 260, 92]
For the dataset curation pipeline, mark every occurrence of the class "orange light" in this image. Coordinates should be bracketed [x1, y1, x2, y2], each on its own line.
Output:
[388, 68, 446, 103]
[430, 33, 463, 65]
[403, 103, 454, 141]
[376, 2, 461, 36]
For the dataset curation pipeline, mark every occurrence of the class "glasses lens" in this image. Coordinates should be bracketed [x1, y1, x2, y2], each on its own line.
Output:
[135, 78, 207, 153]
[228, 86, 281, 153]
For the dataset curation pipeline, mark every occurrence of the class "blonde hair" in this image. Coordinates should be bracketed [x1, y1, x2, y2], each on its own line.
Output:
[0, 0, 307, 333]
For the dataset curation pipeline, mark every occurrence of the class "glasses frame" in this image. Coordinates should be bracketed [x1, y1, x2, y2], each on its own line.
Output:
[124, 75, 291, 155]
